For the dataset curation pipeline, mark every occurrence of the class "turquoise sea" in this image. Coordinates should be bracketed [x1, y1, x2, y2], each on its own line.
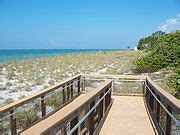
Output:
[0, 49, 118, 63]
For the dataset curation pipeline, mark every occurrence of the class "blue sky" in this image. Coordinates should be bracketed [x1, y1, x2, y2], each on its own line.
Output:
[0, 0, 179, 49]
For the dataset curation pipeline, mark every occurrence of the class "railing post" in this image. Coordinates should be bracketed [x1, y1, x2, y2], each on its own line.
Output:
[109, 84, 112, 102]
[78, 78, 80, 93]
[89, 101, 95, 134]
[10, 110, 17, 135]
[82, 77, 85, 92]
[145, 80, 148, 99]
[62, 85, 66, 104]
[70, 81, 74, 99]
[105, 88, 109, 111]
[112, 79, 115, 94]
[150, 88, 155, 111]
[103, 91, 105, 116]
[67, 83, 70, 100]
[70, 116, 79, 135]
[142, 81, 145, 95]
[156, 95, 160, 123]
[166, 105, 172, 135]
[83, 106, 89, 134]
[99, 93, 104, 121]
[41, 96, 46, 117]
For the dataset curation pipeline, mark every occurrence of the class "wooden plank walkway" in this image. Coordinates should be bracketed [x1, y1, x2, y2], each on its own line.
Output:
[100, 96, 155, 135]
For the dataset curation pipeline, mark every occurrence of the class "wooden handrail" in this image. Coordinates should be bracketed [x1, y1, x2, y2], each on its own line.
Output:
[82, 74, 179, 111]
[0, 73, 179, 135]
[82, 74, 180, 135]
[145, 76, 180, 135]
[81, 73, 146, 80]
[0, 75, 81, 113]
[20, 80, 112, 135]
[1, 74, 178, 114]
[146, 76, 180, 112]
[0, 74, 156, 114]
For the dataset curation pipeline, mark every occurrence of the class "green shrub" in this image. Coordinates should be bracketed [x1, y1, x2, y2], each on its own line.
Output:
[15, 105, 39, 129]
[135, 30, 180, 94]
[136, 30, 180, 72]
[137, 31, 166, 50]
[167, 68, 180, 93]
[137, 36, 158, 50]
[135, 57, 156, 72]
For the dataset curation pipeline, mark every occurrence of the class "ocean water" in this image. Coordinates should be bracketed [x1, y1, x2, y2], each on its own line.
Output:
[0, 49, 118, 63]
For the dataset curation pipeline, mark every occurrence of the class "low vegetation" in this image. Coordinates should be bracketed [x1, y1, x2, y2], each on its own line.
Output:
[135, 30, 180, 98]
[0, 50, 142, 106]
[0, 51, 143, 133]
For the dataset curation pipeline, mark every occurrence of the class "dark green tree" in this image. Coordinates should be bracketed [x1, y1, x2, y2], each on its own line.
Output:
[151, 31, 166, 38]
[137, 36, 158, 50]
[137, 31, 166, 50]
[135, 30, 180, 95]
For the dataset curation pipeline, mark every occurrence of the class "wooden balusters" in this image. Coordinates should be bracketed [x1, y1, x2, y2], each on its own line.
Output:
[80, 106, 89, 135]
[10, 110, 17, 135]
[41, 96, 46, 117]
[105, 88, 110, 111]
[99, 93, 104, 122]
[166, 106, 172, 135]
[70, 116, 79, 135]
[67, 83, 70, 100]
[142, 81, 145, 95]
[78, 79, 80, 93]
[70, 81, 74, 99]
[82, 77, 85, 92]
[103, 91, 106, 117]
[145, 78, 180, 135]
[109, 85, 112, 104]
[145, 80, 148, 100]
[62, 85, 66, 104]
[89, 101, 95, 134]
[149, 88, 155, 111]
[156, 95, 160, 123]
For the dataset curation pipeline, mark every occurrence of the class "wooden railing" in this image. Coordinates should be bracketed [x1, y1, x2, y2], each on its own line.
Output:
[145, 77, 180, 135]
[0, 75, 81, 135]
[82, 74, 180, 135]
[81, 74, 146, 96]
[20, 80, 113, 135]
[0, 74, 179, 135]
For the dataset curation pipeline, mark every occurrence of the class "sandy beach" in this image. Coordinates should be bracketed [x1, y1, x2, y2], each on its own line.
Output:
[0, 50, 142, 106]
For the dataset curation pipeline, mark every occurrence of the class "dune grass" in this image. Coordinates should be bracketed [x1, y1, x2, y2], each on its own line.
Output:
[0, 50, 143, 104]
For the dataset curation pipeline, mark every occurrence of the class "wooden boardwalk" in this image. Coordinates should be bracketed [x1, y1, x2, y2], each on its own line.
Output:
[1, 74, 179, 135]
[100, 96, 155, 135]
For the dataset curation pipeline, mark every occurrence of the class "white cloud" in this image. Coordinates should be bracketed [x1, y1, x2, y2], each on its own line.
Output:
[158, 13, 180, 33]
